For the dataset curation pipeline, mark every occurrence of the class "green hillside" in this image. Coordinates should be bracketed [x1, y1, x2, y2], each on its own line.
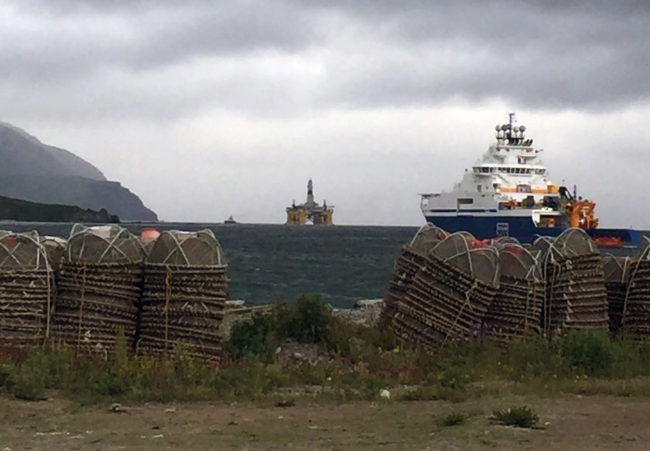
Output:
[0, 194, 119, 223]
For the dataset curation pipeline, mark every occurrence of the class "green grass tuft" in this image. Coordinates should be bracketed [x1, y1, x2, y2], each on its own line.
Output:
[491, 405, 539, 428]
[440, 411, 466, 426]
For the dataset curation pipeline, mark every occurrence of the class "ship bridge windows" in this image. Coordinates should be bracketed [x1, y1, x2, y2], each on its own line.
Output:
[474, 167, 493, 174]
[496, 167, 535, 175]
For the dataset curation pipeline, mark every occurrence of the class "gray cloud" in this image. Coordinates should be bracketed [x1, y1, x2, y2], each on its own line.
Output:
[1, 0, 648, 121]
[2, 1, 318, 80]
[312, 0, 650, 109]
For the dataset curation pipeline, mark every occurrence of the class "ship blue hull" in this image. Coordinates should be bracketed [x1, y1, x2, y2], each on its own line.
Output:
[424, 215, 641, 247]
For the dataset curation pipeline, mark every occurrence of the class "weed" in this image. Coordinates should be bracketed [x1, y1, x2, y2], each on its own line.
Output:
[287, 362, 329, 386]
[326, 316, 396, 359]
[212, 363, 288, 399]
[8, 348, 72, 401]
[0, 363, 12, 388]
[224, 294, 333, 362]
[491, 405, 539, 428]
[361, 379, 387, 400]
[559, 329, 618, 377]
[437, 354, 472, 390]
[440, 411, 465, 426]
[274, 397, 295, 407]
[503, 335, 564, 380]
[3, 308, 650, 405]
[225, 313, 281, 362]
[281, 294, 332, 344]
[11, 366, 47, 400]
[399, 385, 439, 401]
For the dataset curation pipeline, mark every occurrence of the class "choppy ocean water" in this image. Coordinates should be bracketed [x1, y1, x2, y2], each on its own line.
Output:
[4, 222, 647, 309]
[4, 222, 417, 308]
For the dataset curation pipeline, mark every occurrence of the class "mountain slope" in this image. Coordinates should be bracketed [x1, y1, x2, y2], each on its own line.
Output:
[0, 123, 157, 221]
[0, 122, 106, 180]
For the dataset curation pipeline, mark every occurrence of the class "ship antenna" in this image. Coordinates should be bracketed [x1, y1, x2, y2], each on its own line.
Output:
[507, 112, 516, 143]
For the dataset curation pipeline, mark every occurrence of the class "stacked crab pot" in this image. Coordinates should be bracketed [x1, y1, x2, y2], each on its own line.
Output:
[389, 232, 499, 350]
[483, 243, 544, 346]
[621, 238, 650, 340]
[381, 225, 448, 324]
[602, 255, 633, 334]
[51, 224, 144, 355]
[536, 229, 609, 336]
[137, 229, 228, 364]
[0, 231, 56, 352]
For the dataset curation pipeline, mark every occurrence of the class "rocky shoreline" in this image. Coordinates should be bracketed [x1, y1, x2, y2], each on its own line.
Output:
[220, 299, 383, 338]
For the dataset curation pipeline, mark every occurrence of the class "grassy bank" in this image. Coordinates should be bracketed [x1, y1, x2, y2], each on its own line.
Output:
[2, 295, 650, 405]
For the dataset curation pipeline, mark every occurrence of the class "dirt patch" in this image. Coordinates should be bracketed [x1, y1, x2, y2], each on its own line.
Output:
[1, 393, 649, 450]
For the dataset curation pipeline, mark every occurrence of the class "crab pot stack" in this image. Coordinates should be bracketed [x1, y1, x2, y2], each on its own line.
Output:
[390, 232, 499, 349]
[51, 225, 144, 355]
[537, 229, 609, 336]
[40, 236, 67, 274]
[621, 239, 650, 340]
[0, 231, 55, 352]
[381, 225, 448, 324]
[602, 255, 632, 334]
[483, 244, 544, 346]
[137, 229, 228, 364]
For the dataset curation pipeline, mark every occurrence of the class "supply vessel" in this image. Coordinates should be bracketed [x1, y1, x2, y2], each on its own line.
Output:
[419, 114, 640, 247]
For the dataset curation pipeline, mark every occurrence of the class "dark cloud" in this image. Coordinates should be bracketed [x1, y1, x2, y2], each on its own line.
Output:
[1, 0, 649, 122]
[311, 0, 650, 109]
[1, 1, 318, 81]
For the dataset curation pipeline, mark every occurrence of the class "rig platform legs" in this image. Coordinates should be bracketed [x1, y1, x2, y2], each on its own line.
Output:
[286, 208, 333, 225]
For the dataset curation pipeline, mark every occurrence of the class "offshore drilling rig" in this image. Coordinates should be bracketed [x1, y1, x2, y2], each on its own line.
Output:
[286, 179, 334, 225]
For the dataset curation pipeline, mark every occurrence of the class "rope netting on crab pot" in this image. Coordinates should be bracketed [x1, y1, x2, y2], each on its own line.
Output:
[534, 228, 609, 337]
[0, 230, 55, 354]
[137, 229, 228, 365]
[380, 224, 449, 324]
[621, 237, 650, 340]
[602, 254, 633, 334]
[50, 224, 145, 356]
[390, 232, 499, 350]
[483, 243, 544, 346]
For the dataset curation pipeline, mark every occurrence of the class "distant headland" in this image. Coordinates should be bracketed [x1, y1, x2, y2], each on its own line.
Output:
[0, 194, 119, 223]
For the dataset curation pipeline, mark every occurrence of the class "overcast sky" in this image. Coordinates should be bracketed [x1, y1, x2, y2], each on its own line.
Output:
[2, 0, 649, 227]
